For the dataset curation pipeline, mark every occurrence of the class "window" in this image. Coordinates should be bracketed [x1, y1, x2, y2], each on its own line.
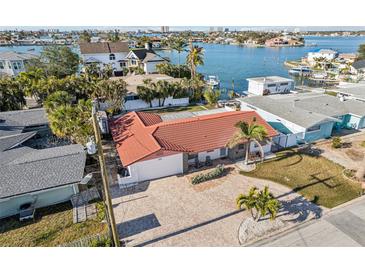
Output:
[0, 61, 4, 69]
[238, 144, 245, 150]
[109, 54, 116, 60]
[307, 125, 321, 132]
[280, 82, 288, 86]
[12, 61, 22, 70]
[267, 83, 276, 88]
[120, 61, 126, 67]
[207, 149, 214, 153]
[220, 148, 226, 156]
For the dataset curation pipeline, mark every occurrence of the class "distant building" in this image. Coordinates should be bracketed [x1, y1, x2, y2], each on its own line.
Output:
[0, 51, 38, 77]
[217, 27, 224, 32]
[209, 27, 215, 32]
[161, 26, 170, 33]
[79, 41, 129, 76]
[246, 76, 294, 96]
[224, 28, 229, 32]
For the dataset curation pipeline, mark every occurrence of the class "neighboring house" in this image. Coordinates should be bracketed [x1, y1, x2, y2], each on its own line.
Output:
[0, 51, 38, 77]
[79, 41, 129, 77]
[110, 111, 277, 185]
[332, 82, 365, 102]
[246, 76, 294, 96]
[307, 49, 338, 64]
[0, 109, 86, 219]
[237, 95, 339, 144]
[125, 43, 167, 74]
[351, 60, 365, 75]
[111, 74, 189, 111]
[237, 93, 365, 144]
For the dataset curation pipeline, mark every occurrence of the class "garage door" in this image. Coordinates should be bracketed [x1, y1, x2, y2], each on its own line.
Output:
[135, 153, 183, 182]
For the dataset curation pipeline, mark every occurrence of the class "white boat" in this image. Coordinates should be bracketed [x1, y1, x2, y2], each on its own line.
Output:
[289, 66, 312, 76]
[206, 75, 220, 89]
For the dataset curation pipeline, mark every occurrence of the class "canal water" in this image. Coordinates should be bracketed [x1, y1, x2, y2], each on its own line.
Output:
[2, 36, 365, 93]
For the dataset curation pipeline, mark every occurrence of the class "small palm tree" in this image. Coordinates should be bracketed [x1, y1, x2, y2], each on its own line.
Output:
[203, 89, 221, 106]
[186, 42, 204, 79]
[236, 186, 281, 221]
[227, 120, 268, 165]
[256, 186, 281, 221]
[236, 187, 259, 219]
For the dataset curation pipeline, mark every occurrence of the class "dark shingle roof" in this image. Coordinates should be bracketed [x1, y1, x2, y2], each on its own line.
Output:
[0, 144, 86, 199]
[353, 60, 365, 70]
[0, 131, 37, 152]
[79, 41, 129, 54]
[0, 108, 48, 127]
[130, 49, 166, 63]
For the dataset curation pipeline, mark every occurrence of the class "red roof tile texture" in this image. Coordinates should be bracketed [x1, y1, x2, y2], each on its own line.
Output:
[111, 110, 277, 166]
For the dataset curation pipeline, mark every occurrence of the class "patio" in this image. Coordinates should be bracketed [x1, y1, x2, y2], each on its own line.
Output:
[111, 167, 322, 246]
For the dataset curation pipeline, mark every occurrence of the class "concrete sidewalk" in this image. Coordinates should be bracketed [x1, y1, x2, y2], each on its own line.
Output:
[251, 196, 365, 247]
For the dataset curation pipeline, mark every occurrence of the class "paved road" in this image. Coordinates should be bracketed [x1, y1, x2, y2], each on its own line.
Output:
[252, 197, 365, 247]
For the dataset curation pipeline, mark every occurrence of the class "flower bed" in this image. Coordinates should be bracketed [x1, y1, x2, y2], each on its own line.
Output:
[191, 164, 225, 185]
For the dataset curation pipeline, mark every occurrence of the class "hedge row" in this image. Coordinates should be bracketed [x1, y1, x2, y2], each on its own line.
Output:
[191, 164, 225, 185]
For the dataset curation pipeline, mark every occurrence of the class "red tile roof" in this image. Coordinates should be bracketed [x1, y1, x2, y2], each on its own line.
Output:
[111, 111, 277, 166]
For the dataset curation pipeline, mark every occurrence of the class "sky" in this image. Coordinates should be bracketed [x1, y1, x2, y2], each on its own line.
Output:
[1, 26, 365, 32]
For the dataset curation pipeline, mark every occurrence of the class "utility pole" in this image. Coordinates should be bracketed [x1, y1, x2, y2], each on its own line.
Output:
[91, 103, 120, 247]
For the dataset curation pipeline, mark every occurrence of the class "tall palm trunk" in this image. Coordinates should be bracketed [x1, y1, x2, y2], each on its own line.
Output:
[245, 139, 251, 165]
[178, 51, 181, 78]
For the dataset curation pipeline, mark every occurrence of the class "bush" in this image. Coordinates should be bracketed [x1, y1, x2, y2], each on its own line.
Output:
[191, 164, 225, 185]
[332, 137, 342, 149]
[90, 237, 112, 247]
[361, 141, 365, 148]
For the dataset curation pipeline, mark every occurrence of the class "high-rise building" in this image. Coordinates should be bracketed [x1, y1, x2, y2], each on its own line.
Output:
[161, 26, 170, 33]
[209, 27, 215, 32]
[217, 27, 223, 32]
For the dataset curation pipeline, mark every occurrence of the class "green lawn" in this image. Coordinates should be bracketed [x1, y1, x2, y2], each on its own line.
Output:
[145, 104, 209, 114]
[241, 149, 362, 208]
[0, 202, 108, 247]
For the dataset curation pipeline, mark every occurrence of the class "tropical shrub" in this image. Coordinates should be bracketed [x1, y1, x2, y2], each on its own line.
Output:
[191, 164, 225, 185]
[332, 137, 342, 149]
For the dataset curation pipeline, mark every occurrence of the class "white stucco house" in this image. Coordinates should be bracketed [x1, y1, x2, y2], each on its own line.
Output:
[79, 41, 130, 77]
[307, 49, 338, 65]
[125, 43, 167, 74]
[0, 51, 38, 77]
[246, 76, 294, 96]
[110, 74, 189, 111]
[110, 111, 277, 186]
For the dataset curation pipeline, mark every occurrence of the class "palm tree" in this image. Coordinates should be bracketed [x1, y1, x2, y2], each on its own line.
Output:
[186, 41, 204, 79]
[170, 38, 187, 78]
[236, 187, 260, 219]
[203, 89, 221, 106]
[94, 79, 127, 113]
[236, 186, 281, 221]
[136, 79, 155, 108]
[256, 186, 281, 221]
[227, 120, 268, 165]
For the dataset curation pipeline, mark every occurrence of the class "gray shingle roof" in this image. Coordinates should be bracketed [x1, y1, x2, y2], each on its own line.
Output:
[352, 60, 365, 70]
[0, 131, 37, 152]
[79, 41, 129, 54]
[0, 144, 86, 199]
[0, 108, 48, 127]
[290, 93, 365, 117]
[0, 51, 39, 61]
[238, 95, 339, 129]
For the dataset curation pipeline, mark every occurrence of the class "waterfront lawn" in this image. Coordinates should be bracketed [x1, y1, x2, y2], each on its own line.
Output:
[145, 104, 208, 113]
[241, 149, 362, 208]
[0, 202, 108, 247]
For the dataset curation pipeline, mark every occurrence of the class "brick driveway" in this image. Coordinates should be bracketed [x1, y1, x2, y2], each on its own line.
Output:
[111, 168, 321, 247]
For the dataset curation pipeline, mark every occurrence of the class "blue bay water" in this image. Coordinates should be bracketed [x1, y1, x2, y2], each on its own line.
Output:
[1, 36, 365, 92]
